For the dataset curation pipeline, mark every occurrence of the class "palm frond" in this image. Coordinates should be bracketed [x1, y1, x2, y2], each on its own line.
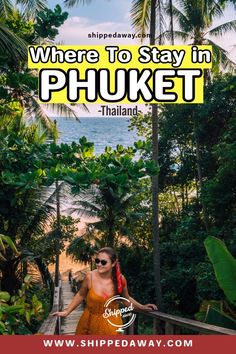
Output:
[206, 38, 236, 72]
[0, 0, 12, 18]
[47, 103, 88, 120]
[66, 235, 96, 263]
[74, 199, 101, 211]
[130, 0, 151, 39]
[19, 187, 57, 246]
[170, 4, 193, 33]
[0, 22, 27, 60]
[24, 98, 58, 138]
[16, 0, 47, 15]
[156, 30, 189, 43]
[209, 0, 224, 20]
[70, 197, 101, 215]
[20, 182, 72, 247]
[21, 121, 49, 144]
[64, 0, 93, 8]
[207, 20, 236, 37]
[77, 103, 89, 112]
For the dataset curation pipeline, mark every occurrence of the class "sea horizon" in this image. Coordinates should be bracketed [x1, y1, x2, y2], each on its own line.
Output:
[55, 116, 140, 155]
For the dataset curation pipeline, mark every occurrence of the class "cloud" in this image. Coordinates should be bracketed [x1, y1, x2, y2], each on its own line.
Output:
[56, 16, 149, 45]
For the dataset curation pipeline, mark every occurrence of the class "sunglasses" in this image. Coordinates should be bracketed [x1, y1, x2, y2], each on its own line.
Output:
[95, 258, 108, 266]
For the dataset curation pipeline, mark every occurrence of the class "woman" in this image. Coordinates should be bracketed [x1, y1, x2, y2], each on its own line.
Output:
[53, 247, 157, 335]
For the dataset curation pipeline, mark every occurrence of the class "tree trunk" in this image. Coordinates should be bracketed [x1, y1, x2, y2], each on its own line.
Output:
[193, 113, 210, 232]
[169, 0, 174, 45]
[54, 180, 61, 287]
[107, 208, 114, 247]
[54, 120, 61, 287]
[150, 0, 162, 309]
[185, 184, 189, 208]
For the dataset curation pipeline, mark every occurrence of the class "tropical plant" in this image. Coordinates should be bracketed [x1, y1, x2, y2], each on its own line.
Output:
[0, 0, 48, 59]
[204, 236, 236, 307]
[69, 144, 157, 247]
[66, 234, 99, 270]
[0, 4, 82, 137]
[0, 234, 19, 261]
[0, 130, 97, 294]
[131, 0, 166, 41]
[163, 0, 236, 72]
[0, 275, 44, 334]
[194, 236, 236, 329]
[131, 0, 164, 309]
[32, 215, 80, 265]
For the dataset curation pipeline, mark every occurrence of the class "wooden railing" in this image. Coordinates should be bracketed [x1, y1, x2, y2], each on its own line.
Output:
[37, 272, 236, 336]
[127, 311, 236, 335]
[38, 278, 62, 335]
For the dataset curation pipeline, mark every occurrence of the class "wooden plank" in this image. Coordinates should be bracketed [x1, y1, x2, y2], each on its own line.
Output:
[38, 285, 62, 335]
[60, 280, 84, 335]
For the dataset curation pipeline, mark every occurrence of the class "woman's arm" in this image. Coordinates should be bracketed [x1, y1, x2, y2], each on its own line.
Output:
[52, 272, 90, 317]
[121, 276, 157, 312]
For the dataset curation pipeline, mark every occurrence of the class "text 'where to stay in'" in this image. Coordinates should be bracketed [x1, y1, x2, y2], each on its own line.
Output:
[28, 45, 212, 104]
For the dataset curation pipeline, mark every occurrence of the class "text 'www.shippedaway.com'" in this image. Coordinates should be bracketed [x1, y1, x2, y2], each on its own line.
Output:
[43, 338, 193, 349]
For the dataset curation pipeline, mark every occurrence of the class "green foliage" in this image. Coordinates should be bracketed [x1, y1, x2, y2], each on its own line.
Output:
[34, 5, 68, 40]
[5, 10, 35, 43]
[69, 144, 158, 247]
[0, 4, 75, 139]
[0, 275, 43, 334]
[66, 236, 97, 268]
[32, 215, 79, 265]
[159, 209, 222, 316]
[204, 236, 236, 307]
[204, 306, 236, 330]
[0, 234, 19, 260]
[118, 244, 155, 305]
[195, 299, 236, 330]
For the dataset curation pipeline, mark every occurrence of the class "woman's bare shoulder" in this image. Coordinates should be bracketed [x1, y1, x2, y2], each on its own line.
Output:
[84, 270, 97, 285]
[83, 271, 92, 284]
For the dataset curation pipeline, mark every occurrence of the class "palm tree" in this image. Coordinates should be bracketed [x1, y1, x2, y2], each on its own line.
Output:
[131, 0, 165, 309]
[1, 3, 89, 137]
[0, 0, 46, 59]
[132, 1, 236, 233]
[162, 0, 236, 72]
[163, 0, 236, 231]
[66, 235, 98, 271]
[70, 183, 138, 248]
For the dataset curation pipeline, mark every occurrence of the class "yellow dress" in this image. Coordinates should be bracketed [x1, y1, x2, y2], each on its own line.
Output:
[75, 287, 123, 335]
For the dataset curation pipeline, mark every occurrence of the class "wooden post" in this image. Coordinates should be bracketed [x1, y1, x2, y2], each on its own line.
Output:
[128, 321, 135, 335]
[165, 321, 175, 334]
[153, 318, 162, 334]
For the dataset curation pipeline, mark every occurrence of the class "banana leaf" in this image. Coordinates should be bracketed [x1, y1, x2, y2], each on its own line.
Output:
[195, 300, 222, 322]
[205, 306, 236, 330]
[204, 236, 236, 307]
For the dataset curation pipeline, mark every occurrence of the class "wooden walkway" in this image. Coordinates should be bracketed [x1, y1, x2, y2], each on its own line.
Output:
[60, 280, 84, 335]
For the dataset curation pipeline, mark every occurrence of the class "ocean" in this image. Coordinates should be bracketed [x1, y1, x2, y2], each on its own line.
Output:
[55, 117, 139, 155]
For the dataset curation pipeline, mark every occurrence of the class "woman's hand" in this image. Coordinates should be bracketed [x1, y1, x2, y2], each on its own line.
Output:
[52, 310, 69, 317]
[142, 304, 158, 311]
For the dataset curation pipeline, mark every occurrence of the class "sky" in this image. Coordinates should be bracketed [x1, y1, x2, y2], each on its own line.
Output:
[47, 0, 236, 116]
